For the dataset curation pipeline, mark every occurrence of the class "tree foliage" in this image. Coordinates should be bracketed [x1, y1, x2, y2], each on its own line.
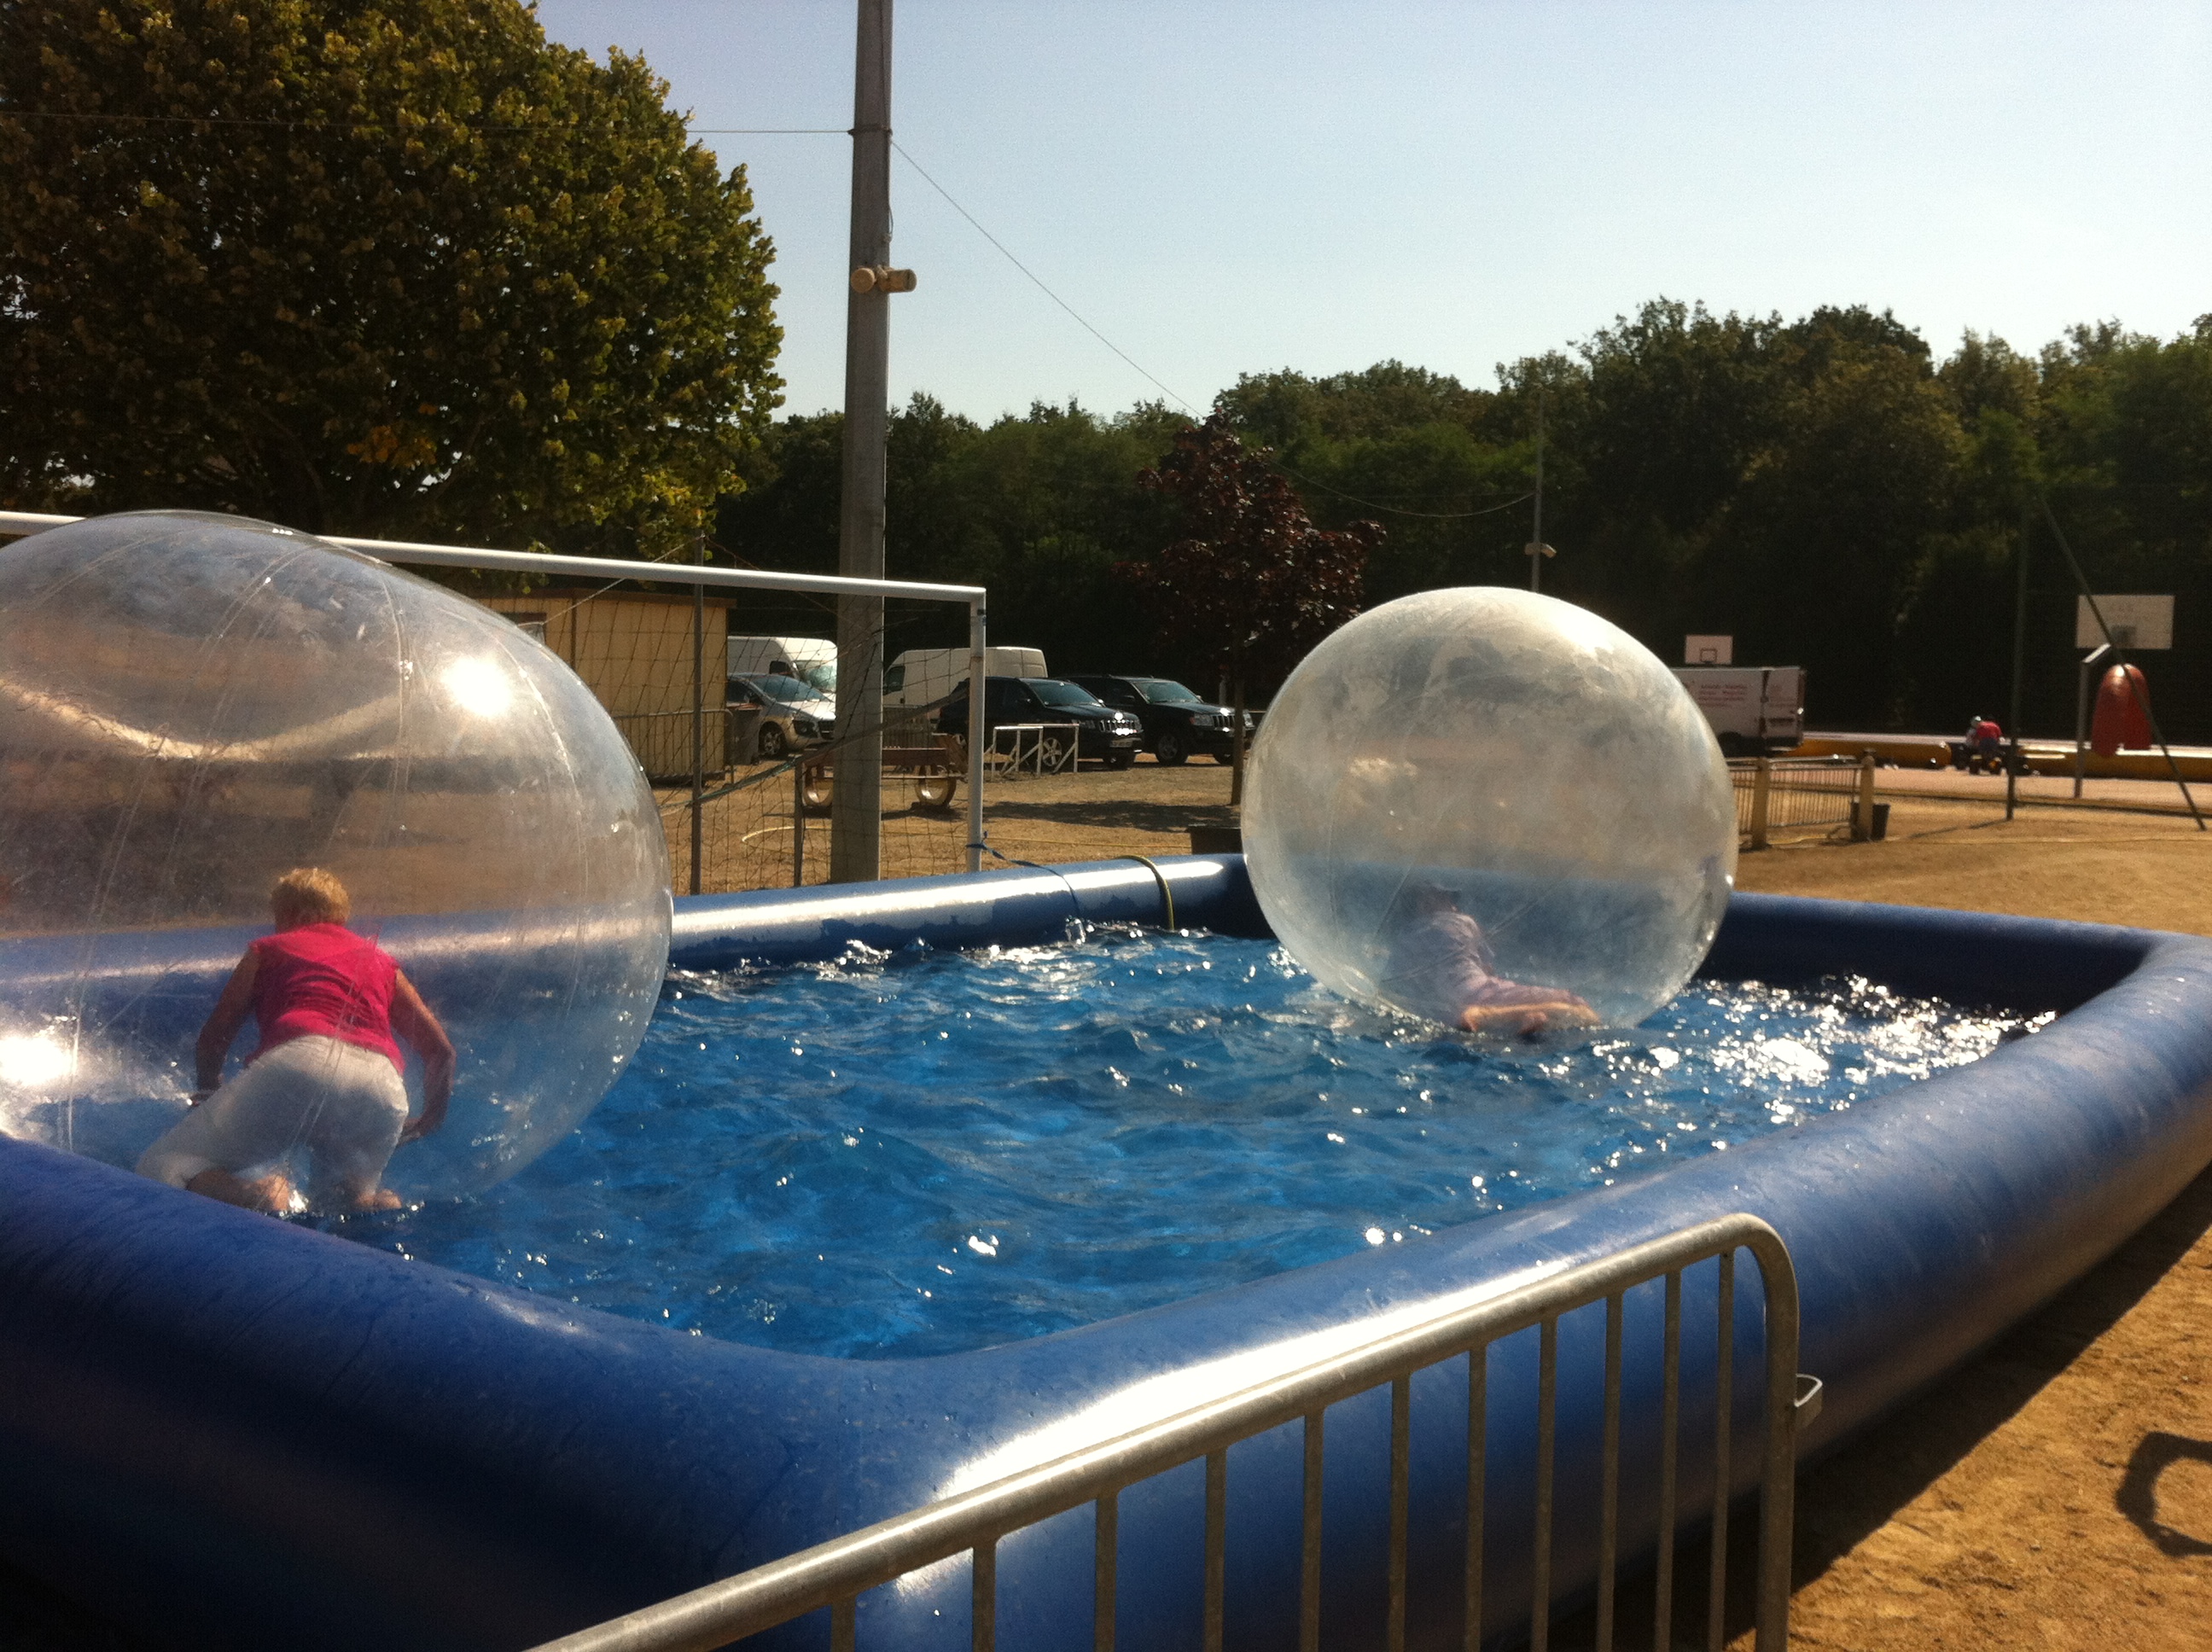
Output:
[1120, 411, 1377, 687]
[719, 394, 1185, 674]
[721, 303, 2211, 736]
[0, 0, 781, 553]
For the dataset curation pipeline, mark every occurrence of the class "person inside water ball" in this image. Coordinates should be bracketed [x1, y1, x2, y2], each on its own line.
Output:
[1380, 881, 1599, 1038]
[137, 867, 455, 1214]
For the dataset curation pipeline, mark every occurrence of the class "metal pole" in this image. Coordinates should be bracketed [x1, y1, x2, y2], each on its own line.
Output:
[690, 533, 706, 897]
[1230, 678, 1248, 808]
[793, 763, 807, 887]
[1528, 393, 1544, 594]
[966, 598, 987, 873]
[2040, 497, 2204, 829]
[2005, 513, 2029, 821]
[2073, 644, 2110, 800]
[832, 0, 893, 884]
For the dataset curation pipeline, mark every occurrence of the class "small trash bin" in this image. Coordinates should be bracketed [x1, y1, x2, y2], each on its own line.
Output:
[725, 706, 763, 766]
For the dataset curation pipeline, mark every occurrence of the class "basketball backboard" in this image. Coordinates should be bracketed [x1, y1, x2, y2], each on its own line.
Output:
[2076, 596, 2172, 650]
[1684, 634, 1732, 666]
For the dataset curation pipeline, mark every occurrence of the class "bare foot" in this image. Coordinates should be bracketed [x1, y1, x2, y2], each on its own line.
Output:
[185, 1167, 296, 1214]
[1461, 1000, 1601, 1038]
[350, 1188, 404, 1213]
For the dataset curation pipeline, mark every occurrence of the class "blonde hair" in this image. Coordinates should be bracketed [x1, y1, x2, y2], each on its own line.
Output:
[271, 867, 351, 927]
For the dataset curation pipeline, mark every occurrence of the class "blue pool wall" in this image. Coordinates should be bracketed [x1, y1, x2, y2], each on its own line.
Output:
[2, 857, 2209, 1650]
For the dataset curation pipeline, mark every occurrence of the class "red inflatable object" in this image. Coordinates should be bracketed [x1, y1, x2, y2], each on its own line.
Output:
[2091, 664, 2154, 754]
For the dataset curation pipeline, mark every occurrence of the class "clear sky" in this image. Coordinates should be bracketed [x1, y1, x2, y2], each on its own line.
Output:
[535, 1, 2211, 423]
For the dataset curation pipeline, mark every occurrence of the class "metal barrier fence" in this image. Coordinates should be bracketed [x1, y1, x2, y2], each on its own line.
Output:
[987, 721, 1083, 779]
[1732, 756, 1877, 849]
[528, 1213, 1809, 1652]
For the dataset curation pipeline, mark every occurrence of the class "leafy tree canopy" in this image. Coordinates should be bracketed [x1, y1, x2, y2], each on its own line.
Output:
[0, 0, 781, 554]
[720, 303, 2210, 735]
[1121, 410, 1379, 687]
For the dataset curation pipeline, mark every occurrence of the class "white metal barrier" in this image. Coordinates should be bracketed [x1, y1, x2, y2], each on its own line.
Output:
[528, 1213, 1811, 1652]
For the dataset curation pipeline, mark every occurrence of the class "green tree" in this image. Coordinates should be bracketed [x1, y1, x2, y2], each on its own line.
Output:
[719, 395, 1185, 673]
[0, 0, 781, 554]
[1121, 410, 1380, 695]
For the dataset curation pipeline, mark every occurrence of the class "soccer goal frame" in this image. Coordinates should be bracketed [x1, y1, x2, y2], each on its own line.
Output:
[0, 512, 993, 879]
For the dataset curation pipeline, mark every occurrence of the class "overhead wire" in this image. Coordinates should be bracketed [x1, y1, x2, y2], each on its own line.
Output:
[2, 109, 844, 134]
[890, 139, 1537, 526]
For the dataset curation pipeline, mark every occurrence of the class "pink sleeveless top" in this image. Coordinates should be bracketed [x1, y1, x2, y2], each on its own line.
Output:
[247, 923, 404, 1073]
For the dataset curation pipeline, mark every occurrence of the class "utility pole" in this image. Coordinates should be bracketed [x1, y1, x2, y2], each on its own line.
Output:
[830, 0, 894, 883]
[1525, 389, 1553, 593]
[690, 529, 706, 895]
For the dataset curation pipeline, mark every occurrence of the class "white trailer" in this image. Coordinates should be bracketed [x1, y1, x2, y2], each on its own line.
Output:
[1673, 666, 1805, 756]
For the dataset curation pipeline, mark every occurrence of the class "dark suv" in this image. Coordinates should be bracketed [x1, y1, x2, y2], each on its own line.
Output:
[1067, 676, 1249, 765]
[936, 677, 1144, 770]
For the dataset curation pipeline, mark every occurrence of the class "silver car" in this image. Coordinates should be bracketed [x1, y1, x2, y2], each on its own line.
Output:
[729, 672, 837, 759]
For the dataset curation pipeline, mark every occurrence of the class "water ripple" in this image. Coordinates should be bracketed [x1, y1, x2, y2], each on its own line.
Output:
[341, 927, 2040, 1358]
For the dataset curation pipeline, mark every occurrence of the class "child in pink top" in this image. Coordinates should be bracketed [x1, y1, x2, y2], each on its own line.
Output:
[137, 868, 455, 1213]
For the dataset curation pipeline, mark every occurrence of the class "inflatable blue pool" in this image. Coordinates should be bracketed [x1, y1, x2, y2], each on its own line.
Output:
[3, 856, 2209, 1650]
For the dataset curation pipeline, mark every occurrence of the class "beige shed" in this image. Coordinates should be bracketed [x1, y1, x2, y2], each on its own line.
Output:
[477, 588, 730, 782]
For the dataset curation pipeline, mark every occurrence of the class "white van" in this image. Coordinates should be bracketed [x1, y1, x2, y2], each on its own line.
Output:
[884, 646, 1045, 708]
[728, 636, 836, 697]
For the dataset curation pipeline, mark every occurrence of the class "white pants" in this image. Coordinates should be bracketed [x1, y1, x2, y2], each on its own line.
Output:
[137, 1035, 409, 1205]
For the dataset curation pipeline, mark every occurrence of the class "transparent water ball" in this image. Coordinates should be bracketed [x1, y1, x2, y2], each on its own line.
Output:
[0, 512, 670, 1196]
[1244, 589, 1736, 1030]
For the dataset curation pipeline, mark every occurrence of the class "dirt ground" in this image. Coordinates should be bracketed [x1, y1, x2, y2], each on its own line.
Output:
[1728, 793, 2212, 1649]
[1741, 791, 2212, 938]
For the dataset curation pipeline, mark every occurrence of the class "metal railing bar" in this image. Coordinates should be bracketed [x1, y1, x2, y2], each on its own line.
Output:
[1093, 1492, 1117, 1652]
[973, 1538, 997, 1652]
[1656, 1270, 1681, 1652]
[522, 1216, 1794, 1652]
[1755, 1254, 1805, 1652]
[1464, 1350, 1486, 1652]
[1597, 1290, 1624, 1652]
[1707, 1253, 1735, 1652]
[1203, 1450, 1227, 1652]
[1301, 1410, 1324, 1652]
[343, 537, 990, 606]
[1388, 1373, 1412, 1652]
[1531, 1315, 1558, 1652]
[830, 1597, 855, 1652]
[0, 511, 990, 603]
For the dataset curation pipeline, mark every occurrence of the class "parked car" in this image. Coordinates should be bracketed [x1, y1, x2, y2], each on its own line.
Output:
[1065, 675, 1252, 765]
[728, 672, 835, 759]
[935, 677, 1144, 769]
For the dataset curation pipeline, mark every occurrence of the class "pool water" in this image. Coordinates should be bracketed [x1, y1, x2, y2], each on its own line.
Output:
[346, 926, 2041, 1358]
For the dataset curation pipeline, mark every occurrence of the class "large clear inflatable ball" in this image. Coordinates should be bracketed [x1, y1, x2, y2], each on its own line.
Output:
[0, 512, 671, 1197]
[1244, 588, 1737, 1030]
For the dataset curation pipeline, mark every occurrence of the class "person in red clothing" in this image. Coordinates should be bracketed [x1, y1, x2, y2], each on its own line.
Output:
[137, 867, 455, 1214]
[1972, 716, 2005, 773]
